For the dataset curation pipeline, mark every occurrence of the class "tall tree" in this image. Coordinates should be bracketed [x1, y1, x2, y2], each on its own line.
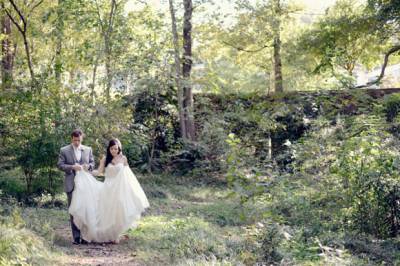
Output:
[2, 0, 43, 88]
[299, 0, 391, 88]
[168, 0, 186, 138]
[95, 0, 120, 99]
[54, 0, 65, 86]
[220, 0, 297, 94]
[1, 2, 14, 89]
[169, 0, 196, 141]
[272, 0, 283, 93]
[359, 0, 400, 87]
[182, 0, 195, 140]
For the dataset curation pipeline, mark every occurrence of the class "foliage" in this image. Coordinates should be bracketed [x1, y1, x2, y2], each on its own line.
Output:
[225, 133, 267, 203]
[368, 0, 400, 34]
[383, 92, 400, 122]
[332, 127, 400, 238]
[2, 0, 400, 263]
[222, 91, 400, 264]
[298, 0, 387, 88]
[0, 168, 26, 201]
[0, 205, 58, 265]
[0, 84, 131, 198]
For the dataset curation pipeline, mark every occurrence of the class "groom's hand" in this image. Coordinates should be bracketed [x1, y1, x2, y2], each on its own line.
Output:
[83, 164, 89, 171]
[72, 164, 82, 171]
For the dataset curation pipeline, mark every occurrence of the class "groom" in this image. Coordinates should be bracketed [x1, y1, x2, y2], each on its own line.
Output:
[57, 129, 95, 245]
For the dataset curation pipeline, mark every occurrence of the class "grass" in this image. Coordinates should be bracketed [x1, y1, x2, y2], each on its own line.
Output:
[0, 174, 260, 265]
[130, 176, 260, 265]
[1, 172, 399, 265]
[0, 206, 64, 266]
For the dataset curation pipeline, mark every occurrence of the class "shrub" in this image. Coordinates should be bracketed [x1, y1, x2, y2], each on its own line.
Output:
[383, 93, 400, 122]
[332, 129, 400, 238]
[0, 169, 26, 201]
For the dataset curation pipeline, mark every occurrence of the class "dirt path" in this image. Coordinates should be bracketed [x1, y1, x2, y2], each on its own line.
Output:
[54, 225, 141, 266]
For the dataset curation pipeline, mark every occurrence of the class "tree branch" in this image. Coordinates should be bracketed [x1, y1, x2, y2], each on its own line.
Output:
[30, 0, 44, 12]
[95, 0, 105, 34]
[7, 0, 26, 29]
[354, 45, 400, 89]
[107, 0, 117, 38]
[3, 7, 24, 34]
[28, 0, 44, 18]
[222, 41, 271, 53]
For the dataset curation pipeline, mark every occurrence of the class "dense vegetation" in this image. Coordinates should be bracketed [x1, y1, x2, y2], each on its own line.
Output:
[1, 90, 400, 265]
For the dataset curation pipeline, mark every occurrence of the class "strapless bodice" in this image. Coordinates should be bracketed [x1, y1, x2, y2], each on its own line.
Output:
[105, 162, 124, 178]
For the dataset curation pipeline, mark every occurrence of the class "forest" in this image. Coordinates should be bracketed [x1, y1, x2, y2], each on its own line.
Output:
[0, 0, 400, 265]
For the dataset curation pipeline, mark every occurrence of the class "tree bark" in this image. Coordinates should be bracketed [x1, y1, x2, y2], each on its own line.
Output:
[182, 0, 195, 140]
[168, 0, 186, 139]
[91, 57, 98, 105]
[272, 0, 283, 93]
[4, 0, 42, 89]
[267, 136, 272, 160]
[1, 5, 14, 89]
[95, 0, 117, 99]
[54, 0, 64, 86]
[104, 38, 112, 98]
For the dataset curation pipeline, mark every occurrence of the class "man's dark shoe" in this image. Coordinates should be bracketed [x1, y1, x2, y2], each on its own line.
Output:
[73, 238, 81, 245]
[80, 239, 89, 245]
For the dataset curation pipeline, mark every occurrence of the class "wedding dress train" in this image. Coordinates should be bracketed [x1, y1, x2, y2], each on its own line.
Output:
[68, 170, 102, 242]
[68, 164, 150, 242]
[96, 163, 150, 242]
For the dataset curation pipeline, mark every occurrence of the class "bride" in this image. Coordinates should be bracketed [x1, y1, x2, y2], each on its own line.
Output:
[68, 139, 150, 243]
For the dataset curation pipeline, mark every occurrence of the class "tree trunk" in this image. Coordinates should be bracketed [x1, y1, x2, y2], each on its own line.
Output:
[91, 57, 98, 105]
[182, 0, 195, 140]
[105, 40, 112, 98]
[54, 0, 64, 86]
[354, 45, 400, 89]
[1, 8, 14, 89]
[4, 0, 39, 89]
[48, 169, 55, 202]
[147, 95, 159, 174]
[168, 0, 186, 139]
[24, 169, 33, 195]
[267, 136, 272, 160]
[54, 0, 65, 131]
[268, 70, 273, 96]
[99, 0, 117, 99]
[272, 0, 283, 93]
[23, 34, 35, 84]
[94, 0, 117, 99]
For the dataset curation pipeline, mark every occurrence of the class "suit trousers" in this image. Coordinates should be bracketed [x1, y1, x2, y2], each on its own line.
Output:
[67, 191, 81, 240]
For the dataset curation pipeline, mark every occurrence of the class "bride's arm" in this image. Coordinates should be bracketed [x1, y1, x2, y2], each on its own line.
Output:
[92, 157, 106, 176]
[123, 155, 129, 166]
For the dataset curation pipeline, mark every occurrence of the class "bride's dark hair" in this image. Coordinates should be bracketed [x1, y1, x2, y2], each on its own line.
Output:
[105, 139, 122, 167]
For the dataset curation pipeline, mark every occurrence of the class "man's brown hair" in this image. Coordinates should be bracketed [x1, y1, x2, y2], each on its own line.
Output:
[71, 129, 83, 138]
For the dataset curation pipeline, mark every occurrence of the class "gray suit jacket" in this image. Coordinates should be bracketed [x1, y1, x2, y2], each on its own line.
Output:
[57, 144, 95, 193]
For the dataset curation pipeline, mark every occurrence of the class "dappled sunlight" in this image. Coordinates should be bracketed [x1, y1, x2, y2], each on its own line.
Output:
[127, 215, 248, 264]
[1, 0, 400, 264]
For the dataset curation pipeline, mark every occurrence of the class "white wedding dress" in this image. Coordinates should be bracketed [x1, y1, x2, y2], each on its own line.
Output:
[68, 169, 102, 242]
[68, 163, 150, 242]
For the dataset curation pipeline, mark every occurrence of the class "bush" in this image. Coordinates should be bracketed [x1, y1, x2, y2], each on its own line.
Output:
[332, 129, 400, 238]
[0, 168, 26, 201]
[383, 93, 400, 122]
[259, 222, 284, 263]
